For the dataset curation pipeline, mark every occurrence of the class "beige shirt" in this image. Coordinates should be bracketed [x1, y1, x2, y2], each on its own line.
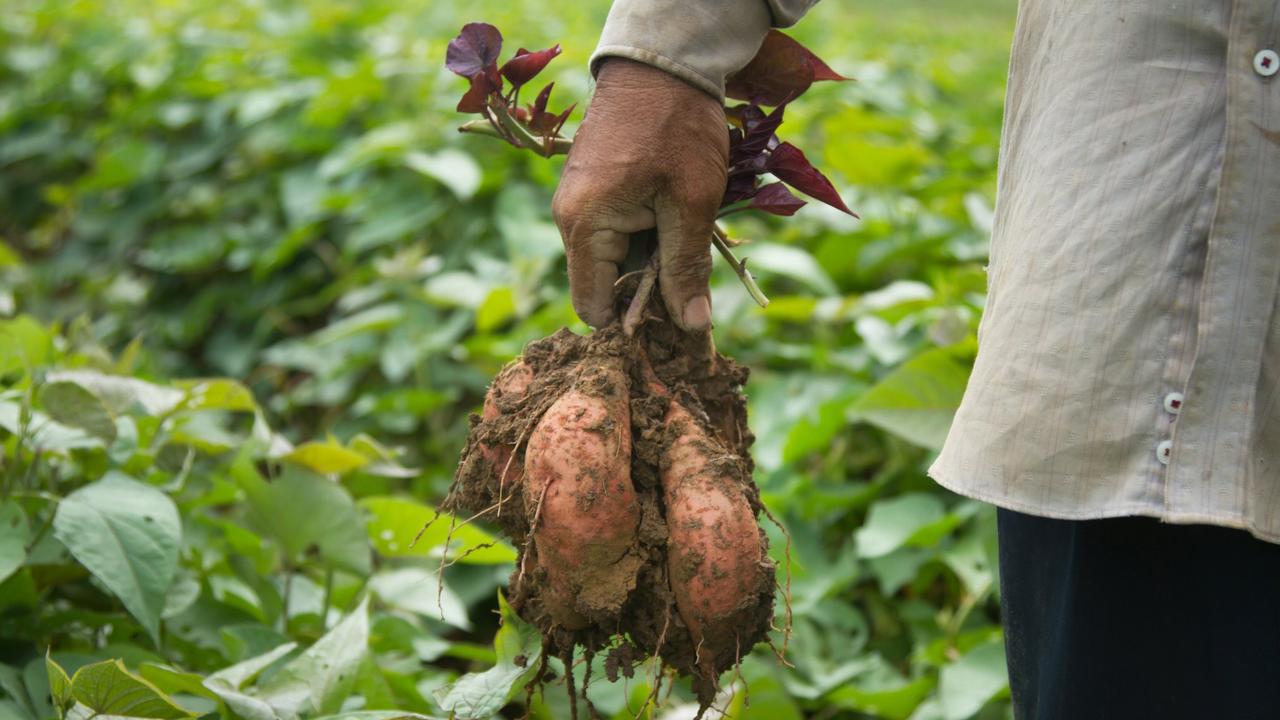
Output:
[592, 0, 1280, 544]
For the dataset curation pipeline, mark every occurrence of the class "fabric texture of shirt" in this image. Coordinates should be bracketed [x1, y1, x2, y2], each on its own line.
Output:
[590, 0, 1280, 544]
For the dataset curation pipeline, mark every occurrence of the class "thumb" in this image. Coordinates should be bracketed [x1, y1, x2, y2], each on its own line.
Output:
[655, 195, 716, 332]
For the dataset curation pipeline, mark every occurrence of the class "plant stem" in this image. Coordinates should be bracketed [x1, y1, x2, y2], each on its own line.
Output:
[712, 225, 769, 308]
[489, 102, 556, 157]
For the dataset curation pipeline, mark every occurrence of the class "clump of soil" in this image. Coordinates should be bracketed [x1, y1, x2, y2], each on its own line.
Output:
[446, 276, 778, 709]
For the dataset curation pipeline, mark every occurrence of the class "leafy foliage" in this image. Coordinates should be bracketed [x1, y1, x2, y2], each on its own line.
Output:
[0, 0, 1016, 718]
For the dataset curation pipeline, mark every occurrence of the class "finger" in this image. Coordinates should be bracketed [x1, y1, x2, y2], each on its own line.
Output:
[655, 194, 716, 332]
[565, 227, 630, 329]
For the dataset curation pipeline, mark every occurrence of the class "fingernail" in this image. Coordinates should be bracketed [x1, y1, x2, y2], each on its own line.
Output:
[682, 296, 711, 330]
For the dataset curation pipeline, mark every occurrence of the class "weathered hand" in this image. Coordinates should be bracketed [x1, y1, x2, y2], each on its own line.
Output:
[552, 58, 728, 331]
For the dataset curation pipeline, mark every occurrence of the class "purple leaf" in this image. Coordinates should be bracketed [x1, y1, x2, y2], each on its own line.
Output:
[446, 23, 503, 79]
[722, 173, 761, 205]
[456, 73, 493, 113]
[525, 83, 573, 135]
[734, 103, 785, 159]
[749, 182, 807, 216]
[529, 82, 553, 116]
[725, 30, 848, 106]
[767, 142, 856, 216]
[500, 44, 562, 88]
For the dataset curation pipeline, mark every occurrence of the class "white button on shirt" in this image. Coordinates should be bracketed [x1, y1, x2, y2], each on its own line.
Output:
[1256, 49, 1279, 77]
[1156, 440, 1173, 466]
[1164, 393, 1184, 415]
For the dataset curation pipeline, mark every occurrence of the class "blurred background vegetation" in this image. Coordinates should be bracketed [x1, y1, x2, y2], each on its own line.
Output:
[0, 0, 1017, 718]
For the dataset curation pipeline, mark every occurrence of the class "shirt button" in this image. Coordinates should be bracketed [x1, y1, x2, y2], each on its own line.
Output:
[1163, 392, 1184, 415]
[1256, 49, 1279, 77]
[1156, 440, 1173, 465]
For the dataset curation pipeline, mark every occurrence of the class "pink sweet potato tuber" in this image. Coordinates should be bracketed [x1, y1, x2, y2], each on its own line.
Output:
[660, 397, 771, 675]
[522, 353, 643, 629]
[479, 359, 534, 485]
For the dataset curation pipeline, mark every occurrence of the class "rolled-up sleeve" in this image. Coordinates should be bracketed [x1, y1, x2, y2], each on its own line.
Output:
[589, 0, 821, 99]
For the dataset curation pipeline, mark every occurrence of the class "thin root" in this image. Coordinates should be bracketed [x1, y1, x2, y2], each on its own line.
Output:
[623, 256, 659, 337]
[761, 503, 795, 664]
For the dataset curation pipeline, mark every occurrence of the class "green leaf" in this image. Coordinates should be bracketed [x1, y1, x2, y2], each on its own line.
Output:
[369, 568, 470, 630]
[826, 676, 934, 720]
[309, 707, 440, 712]
[854, 493, 946, 558]
[46, 655, 73, 716]
[203, 643, 298, 720]
[405, 149, 481, 200]
[359, 496, 515, 564]
[744, 243, 839, 295]
[281, 441, 370, 475]
[69, 659, 194, 718]
[0, 503, 29, 584]
[435, 592, 540, 719]
[176, 379, 258, 412]
[847, 346, 971, 450]
[0, 316, 51, 377]
[137, 664, 219, 702]
[52, 472, 182, 642]
[257, 598, 370, 718]
[237, 466, 371, 575]
[475, 288, 516, 333]
[0, 402, 100, 453]
[0, 663, 35, 720]
[45, 371, 184, 416]
[938, 639, 1008, 720]
[39, 381, 117, 442]
[206, 642, 298, 690]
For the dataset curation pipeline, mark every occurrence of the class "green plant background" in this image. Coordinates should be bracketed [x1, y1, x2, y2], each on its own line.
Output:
[0, 0, 1016, 717]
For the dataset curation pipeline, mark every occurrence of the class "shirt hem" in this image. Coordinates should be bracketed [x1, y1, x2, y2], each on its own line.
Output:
[927, 464, 1280, 546]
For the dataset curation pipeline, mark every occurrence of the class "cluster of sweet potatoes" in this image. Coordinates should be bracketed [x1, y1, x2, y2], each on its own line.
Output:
[448, 319, 776, 701]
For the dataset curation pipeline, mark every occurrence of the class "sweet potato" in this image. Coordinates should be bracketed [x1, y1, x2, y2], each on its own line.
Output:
[523, 354, 642, 629]
[660, 399, 769, 674]
[479, 359, 534, 484]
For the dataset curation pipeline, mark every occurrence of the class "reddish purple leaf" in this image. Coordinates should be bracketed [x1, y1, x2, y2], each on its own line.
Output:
[456, 73, 493, 113]
[530, 102, 575, 135]
[732, 103, 785, 160]
[529, 82, 554, 116]
[725, 31, 813, 105]
[749, 182, 806, 216]
[524, 83, 573, 135]
[768, 142, 856, 216]
[722, 173, 761, 205]
[501, 44, 562, 88]
[725, 30, 848, 106]
[446, 23, 503, 79]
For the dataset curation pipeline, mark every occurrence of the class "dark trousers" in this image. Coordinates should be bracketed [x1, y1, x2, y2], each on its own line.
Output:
[997, 508, 1280, 720]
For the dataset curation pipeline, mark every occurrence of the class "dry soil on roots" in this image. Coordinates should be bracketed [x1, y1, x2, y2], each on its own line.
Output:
[446, 295, 775, 705]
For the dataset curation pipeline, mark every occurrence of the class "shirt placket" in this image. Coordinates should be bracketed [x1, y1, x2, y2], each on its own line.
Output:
[1166, 0, 1280, 521]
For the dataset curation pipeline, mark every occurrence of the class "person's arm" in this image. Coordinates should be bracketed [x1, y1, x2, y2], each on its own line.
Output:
[552, 0, 819, 331]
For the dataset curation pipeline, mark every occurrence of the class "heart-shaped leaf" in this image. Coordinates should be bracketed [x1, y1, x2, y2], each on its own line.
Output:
[70, 659, 194, 719]
[446, 23, 503, 79]
[52, 472, 182, 643]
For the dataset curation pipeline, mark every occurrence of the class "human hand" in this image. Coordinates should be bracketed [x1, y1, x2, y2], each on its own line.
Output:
[552, 58, 728, 332]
